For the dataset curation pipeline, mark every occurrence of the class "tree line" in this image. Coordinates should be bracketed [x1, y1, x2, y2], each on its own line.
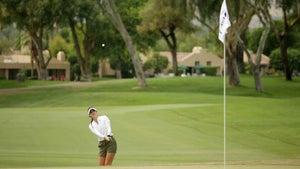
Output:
[0, 0, 299, 92]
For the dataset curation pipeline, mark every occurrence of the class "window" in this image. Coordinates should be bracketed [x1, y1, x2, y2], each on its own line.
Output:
[206, 61, 211, 66]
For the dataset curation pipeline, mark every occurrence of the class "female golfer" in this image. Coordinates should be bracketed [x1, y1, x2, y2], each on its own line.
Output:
[88, 107, 117, 166]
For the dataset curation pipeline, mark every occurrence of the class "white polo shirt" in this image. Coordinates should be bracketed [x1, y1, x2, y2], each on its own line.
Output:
[89, 115, 113, 141]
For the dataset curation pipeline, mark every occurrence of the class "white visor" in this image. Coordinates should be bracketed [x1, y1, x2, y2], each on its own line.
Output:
[88, 107, 97, 115]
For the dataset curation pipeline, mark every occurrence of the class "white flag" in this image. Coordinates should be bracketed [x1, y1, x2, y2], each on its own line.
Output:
[218, 0, 231, 44]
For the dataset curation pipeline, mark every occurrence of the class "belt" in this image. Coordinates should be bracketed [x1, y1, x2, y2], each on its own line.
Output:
[100, 135, 113, 142]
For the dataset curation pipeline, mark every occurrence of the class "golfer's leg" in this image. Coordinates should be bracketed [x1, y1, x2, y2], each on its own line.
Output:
[99, 157, 106, 166]
[105, 153, 115, 165]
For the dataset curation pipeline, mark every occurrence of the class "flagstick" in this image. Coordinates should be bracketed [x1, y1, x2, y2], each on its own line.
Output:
[219, 1, 229, 168]
[223, 37, 226, 169]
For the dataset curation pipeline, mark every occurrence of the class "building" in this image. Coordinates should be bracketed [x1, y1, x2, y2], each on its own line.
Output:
[0, 51, 70, 80]
[96, 46, 270, 77]
[98, 58, 115, 78]
[158, 46, 223, 75]
[98, 46, 224, 77]
[243, 50, 270, 73]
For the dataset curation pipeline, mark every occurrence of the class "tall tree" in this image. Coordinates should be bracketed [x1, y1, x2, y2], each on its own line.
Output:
[238, 0, 271, 92]
[115, 0, 159, 54]
[98, 0, 147, 88]
[60, 0, 103, 82]
[96, 0, 159, 79]
[247, 21, 300, 75]
[190, 0, 255, 86]
[138, 0, 194, 76]
[0, 0, 61, 80]
[95, 14, 125, 79]
[265, 0, 300, 81]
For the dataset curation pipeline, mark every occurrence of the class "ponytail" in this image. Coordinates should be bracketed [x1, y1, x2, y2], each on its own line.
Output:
[90, 118, 94, 128]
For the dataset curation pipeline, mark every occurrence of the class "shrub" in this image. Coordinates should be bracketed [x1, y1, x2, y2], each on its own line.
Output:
[203, 67, 217, 76]
[143, 53, 168, 74]
[270, 48, 300, 73]
[16, 73, 25, 82]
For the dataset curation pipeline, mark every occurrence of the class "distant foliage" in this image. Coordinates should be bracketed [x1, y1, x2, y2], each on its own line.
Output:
[270, 48, 300, 73]
[49, 35, 71, 57]
[0, 39, 11, 55]
[143, 53, 168, 74]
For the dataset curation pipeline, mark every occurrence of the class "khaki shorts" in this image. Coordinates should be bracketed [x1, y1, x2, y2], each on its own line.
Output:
[98, 136, 117, 157]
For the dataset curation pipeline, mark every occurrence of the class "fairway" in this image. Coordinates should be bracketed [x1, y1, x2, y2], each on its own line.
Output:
[0, 104, 223, 167]
[0, 76, 300, 168]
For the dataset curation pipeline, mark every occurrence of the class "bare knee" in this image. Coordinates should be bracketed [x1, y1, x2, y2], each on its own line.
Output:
[105, 153, 115, 165]
[99, 157, 106, 166]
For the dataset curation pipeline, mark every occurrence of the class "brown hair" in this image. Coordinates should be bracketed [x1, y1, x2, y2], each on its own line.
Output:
[88, 107, 96, 126]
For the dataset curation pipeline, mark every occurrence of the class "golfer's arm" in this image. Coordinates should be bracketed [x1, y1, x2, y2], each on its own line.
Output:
[89, 125, 105, 139]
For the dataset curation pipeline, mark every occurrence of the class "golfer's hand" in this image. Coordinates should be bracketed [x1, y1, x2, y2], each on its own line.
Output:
[104, 136, 111, 141]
